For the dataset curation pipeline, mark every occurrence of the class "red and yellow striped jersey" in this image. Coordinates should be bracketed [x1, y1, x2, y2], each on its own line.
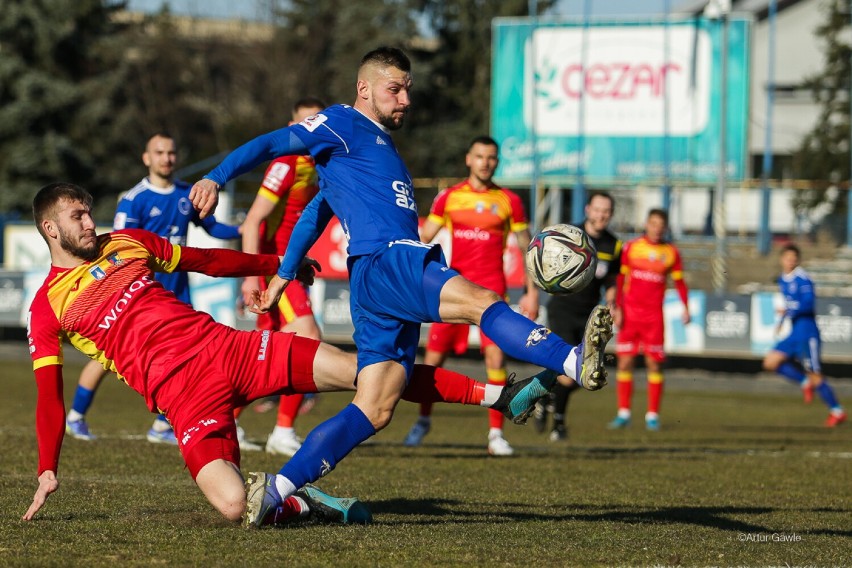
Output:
[619, 236, 686, 319]
[428, 180, 527, 295]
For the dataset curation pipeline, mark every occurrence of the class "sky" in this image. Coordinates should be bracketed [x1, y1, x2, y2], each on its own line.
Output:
[123, 0, 701, 22]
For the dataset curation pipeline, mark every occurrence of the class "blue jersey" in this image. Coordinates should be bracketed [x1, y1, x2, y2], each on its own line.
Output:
[289, 105, 419, 255]
[777, 266, 820, 344]
[114, 178, 241, 303]
[779, 267, 817, 321]
[205, 105, 420, 278]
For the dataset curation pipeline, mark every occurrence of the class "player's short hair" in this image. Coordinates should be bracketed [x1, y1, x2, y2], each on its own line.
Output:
[467, 136, 499, 152]
[587, 191, 615, 212]
[293, 97, 326, 115]
[145, 131, 175, 149]
[33, 182, 93, 241]
[359, 46, 411, 73]
[648, 208, 668, 225]
[780, 243, 801, 257]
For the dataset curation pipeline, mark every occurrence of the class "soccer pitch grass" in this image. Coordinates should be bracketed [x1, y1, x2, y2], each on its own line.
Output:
[1, 357, 850, 567]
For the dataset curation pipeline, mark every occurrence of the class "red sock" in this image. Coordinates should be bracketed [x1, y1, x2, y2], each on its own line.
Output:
[262, 495, 306, 526]
[616, 371, 633, 412]
[647, 372, 664, 414]
[402, 365, 484, 406]
[487, 369, 507, 430]
[276, 394, 304, 428]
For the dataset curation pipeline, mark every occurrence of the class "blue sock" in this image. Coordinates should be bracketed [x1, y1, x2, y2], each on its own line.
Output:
[815, 382, 840, 410]
[776, 361, 806, 386]
[71, 386, 96, 415]
[278, 403, 376, 488]
[479, 301, 573, 374]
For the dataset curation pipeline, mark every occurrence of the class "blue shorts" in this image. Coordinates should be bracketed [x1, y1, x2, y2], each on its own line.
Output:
[773, 321, 822, 373]
[347, 240, 459, 378]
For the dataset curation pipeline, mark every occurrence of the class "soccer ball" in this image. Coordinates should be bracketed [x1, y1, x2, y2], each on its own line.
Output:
[525, 224, 597, 294]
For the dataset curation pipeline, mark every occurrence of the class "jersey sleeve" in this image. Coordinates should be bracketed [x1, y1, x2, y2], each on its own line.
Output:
[428, 189, 451, 226]
[506, 190, 529, 233]
[289, 107, 350, 162]
[259, 157, 297, 203]
[670, 245, 689, 307]
[603, 239, 623, 289]
[28, 289, 67, 475]
[205, 128, 309, 186]
[196, 214, 241, 240]
[278, 195, 335, 279]
[113, 196, 141, 230]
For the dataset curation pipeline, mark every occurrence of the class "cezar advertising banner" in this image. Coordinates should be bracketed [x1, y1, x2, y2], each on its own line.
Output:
[491, 17, 750, 185]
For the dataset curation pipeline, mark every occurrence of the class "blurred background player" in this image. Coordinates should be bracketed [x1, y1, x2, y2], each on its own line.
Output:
[609, 208, 689, 431]
[64, 132, 242, 446]
[762, 244, 846, 427]
[402, 135, 539, 456]
[239, 97, 326, 456]
[534, 192, 622, 441]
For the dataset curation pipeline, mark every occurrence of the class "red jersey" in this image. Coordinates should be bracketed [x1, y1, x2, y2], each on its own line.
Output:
[618, 236, 687, 320]
[428, 180, 527, 295]
[257, 155, 319, 255]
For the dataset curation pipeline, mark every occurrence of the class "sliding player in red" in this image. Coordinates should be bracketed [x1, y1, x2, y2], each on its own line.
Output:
[24, 182, 556, 525]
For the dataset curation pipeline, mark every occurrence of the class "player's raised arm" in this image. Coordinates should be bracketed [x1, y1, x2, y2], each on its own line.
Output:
[277, 195, 334, 281]
[190, 128, 309, 218]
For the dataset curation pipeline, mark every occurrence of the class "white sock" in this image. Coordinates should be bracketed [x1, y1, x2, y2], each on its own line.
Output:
[272, 426, 295, 437]
[482, 384, 502, 407]
[645, 412, 659, 421]
[562, 347, 579, 380]
[618, 409, 632, 419]
[151, 418, 171, 432]
[274, 474, 298, 500]
[67, 410, 84, 422]
[488, 428, 503, 439]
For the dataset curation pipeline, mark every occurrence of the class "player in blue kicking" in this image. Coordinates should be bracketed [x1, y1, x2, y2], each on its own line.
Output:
[65, 132, 243, 446]
[762, 244, 846, 427]
[190, 47, 613, 528]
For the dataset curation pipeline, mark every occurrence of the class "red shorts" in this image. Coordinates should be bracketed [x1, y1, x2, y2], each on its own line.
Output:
[426, 322, 496, 355]
[152, 326, 319, 479]
[256, 279, 314, 331]
[615, 315, 666, 362]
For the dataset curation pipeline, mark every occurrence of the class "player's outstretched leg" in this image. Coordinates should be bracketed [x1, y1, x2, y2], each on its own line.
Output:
[572, 305, 614, 391]
[491, 369, 559, 425]
[295, 484, 372, 524]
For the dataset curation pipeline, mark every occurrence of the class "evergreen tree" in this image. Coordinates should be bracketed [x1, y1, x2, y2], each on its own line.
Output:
[0, 0, 132, 216]
[792, 0, 852, 237]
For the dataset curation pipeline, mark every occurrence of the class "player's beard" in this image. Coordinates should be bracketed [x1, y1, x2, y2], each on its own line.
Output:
[373, 102, 407, 131]
[59, 227, 99, 262]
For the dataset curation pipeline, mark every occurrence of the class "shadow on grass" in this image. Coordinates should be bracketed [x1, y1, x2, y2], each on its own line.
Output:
[369, 498, 852, 536]
[359, 441, 848, 459]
